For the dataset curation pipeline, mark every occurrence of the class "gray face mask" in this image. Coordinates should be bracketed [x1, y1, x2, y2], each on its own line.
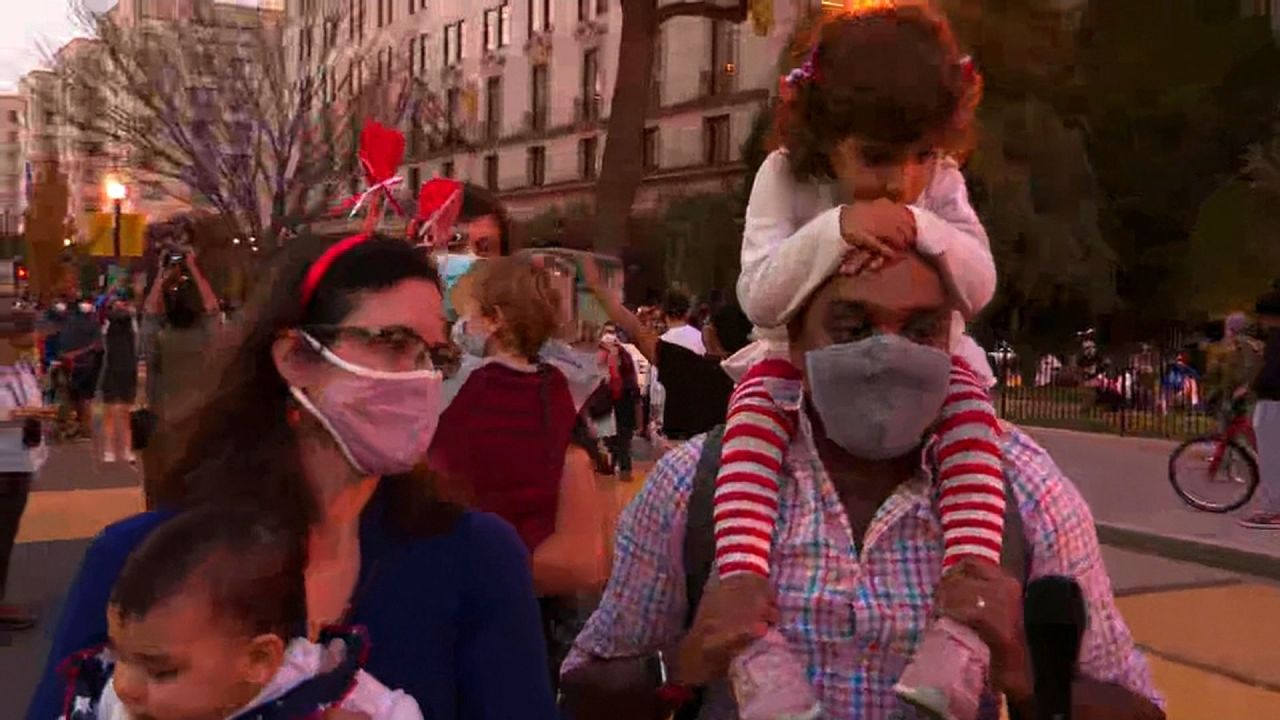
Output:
[805, 334, 951, 460]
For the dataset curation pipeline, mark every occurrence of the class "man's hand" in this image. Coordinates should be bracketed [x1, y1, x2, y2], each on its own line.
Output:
[675, 573, 778, 687]
[839, 199, 917, 258]
[936, 559, 1032, 704]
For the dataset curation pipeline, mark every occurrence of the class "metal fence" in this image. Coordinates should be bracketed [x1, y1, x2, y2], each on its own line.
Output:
[991, 348, 1215, 440]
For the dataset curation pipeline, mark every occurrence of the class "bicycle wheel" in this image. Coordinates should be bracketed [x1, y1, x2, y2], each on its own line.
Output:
[1169, 435, 1260, 513]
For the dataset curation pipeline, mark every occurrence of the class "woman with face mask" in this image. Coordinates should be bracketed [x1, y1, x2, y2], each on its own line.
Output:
[27, 234, 558, 720]
[429, 256, 607, 688]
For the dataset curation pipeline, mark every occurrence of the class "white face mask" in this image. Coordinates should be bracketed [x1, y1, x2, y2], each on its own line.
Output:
[805, 334, 951, 460]
[291, 332, 444, 476]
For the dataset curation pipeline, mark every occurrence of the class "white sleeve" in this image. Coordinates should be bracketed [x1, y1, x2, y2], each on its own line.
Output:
[910, 158, 996, 319]
[343, 669, 425, 720]
[738, 150, 849, 329]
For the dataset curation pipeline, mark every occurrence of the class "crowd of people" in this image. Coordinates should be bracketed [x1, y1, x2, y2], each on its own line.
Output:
[1, 5, 1192, 720]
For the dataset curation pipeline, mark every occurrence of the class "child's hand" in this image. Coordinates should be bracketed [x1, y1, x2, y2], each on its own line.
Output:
[839, 200, 917, 256]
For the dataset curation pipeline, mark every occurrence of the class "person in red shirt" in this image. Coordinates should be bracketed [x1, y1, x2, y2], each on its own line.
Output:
[430, 256, 605, 596]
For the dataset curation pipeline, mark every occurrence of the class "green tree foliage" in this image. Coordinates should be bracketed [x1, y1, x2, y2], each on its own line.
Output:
[1076, 0, 1280, 320]
[966, 95, 1116, 338]
[659, 192, 742, 297]
[1180, 181, 1280, 316]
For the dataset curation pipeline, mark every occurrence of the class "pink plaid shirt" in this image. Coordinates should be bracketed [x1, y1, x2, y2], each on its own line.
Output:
[564, 418, 1161, 719]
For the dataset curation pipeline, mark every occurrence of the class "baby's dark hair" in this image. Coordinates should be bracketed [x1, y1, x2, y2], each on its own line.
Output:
[110, 506, 307, 639]
[780, 5, 979, 182]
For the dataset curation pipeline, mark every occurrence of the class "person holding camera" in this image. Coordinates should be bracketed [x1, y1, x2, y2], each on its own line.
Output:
[139, 248, 219, 506]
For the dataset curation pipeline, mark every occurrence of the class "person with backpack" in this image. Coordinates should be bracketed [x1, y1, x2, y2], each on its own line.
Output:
[560, 248, 1164, 720]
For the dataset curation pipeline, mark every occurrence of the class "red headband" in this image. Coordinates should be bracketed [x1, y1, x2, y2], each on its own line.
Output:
[299, 234, 369, 310]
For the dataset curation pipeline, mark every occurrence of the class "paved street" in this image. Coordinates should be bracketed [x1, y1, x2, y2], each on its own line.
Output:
[3, 430, 1280, 718]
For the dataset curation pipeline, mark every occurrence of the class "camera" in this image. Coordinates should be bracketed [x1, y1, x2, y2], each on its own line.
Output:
[165, 251, 186, 267]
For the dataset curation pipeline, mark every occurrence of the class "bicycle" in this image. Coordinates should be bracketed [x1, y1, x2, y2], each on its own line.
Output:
[1168, 395, 1259, 512]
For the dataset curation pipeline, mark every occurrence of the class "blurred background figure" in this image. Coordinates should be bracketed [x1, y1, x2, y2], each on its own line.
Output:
[98, 287, 139, 464]
[1242, 289, 1280, 529]
[0, 308, 45, 631]
[595, 323, 640, 481]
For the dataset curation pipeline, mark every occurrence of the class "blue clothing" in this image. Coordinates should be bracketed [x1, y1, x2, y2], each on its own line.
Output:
[26, 482, 557, 720]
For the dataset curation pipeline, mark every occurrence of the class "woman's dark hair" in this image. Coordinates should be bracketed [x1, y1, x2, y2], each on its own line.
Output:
[160, 233, 460, 537]
[460, 183, 512, 256]
[111, 506, 306, 639]
[163, 278, 203, 330]
[780, 6, 976, 182]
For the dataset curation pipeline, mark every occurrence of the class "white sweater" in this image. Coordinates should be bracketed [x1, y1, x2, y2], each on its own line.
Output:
[97, 637, 423, 720]
[738, 149, 996, 329]
[733, 149, 998, 384]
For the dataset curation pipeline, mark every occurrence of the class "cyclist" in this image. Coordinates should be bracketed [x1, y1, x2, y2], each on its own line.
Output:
[1207, 312, 1263, 434]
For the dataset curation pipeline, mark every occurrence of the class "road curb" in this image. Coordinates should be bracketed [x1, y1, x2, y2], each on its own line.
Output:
[1024, 426, 1180, 454]
[1097, 522, 1280, 582]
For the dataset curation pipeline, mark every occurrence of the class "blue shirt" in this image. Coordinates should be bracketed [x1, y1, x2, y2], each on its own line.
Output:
[26, 482, 558, 720]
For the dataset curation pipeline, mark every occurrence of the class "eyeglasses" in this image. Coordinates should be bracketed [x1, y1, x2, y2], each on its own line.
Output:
[303, 324, 457, 373]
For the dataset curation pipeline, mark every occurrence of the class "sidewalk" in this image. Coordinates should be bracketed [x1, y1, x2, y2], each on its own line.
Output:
[1025, 427, 1280, 577]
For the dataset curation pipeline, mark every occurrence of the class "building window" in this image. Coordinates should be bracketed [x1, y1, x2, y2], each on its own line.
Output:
[408, 37, 416, 77]
[446, 86, 460, 131]
[484, 3, 510, 51]
[408, 0, 415, 15]
[377, 0, 383, 27]
[386, 0, 393, 24]
[418, 33, 428, 75]
[484, 154, 499, 189]
[7, 111, 17, 124]
[529, 0, 551, 36]
[580, 49, 599, 121]
[531, 64, 549, 131]
[579, 0, 609, 20]
[527, 145, 546, 186]
[643, 127, 659, 171]
[358, 0, 366, 42]
[703, 114, 731, 165]
[579, 136, 598, 180]
[442, 160, 455, 178]
[409, 165, 421, 190]
[444, 21, 463, 66]
[707, 20, 738, 95]
[485, 76, 502, 141]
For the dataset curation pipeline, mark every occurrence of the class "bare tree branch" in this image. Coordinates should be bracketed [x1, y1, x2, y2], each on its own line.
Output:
[44, 0, 446, 244]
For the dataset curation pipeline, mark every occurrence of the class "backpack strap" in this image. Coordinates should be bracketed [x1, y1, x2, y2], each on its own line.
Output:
[683, 425, 725, 628]
[677, 425, 725, 720]
[999, 473, 1030, 584]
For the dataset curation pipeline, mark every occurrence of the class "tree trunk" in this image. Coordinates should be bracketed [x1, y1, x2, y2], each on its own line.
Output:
[593, 0, 659, 254]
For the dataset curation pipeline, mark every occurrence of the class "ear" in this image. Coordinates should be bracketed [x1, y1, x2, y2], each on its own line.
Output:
[242, 633, 286, 686]
[272, 331, 317, 389]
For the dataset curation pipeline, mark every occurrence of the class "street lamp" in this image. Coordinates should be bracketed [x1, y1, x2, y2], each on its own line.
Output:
[105, 178, 127, 260]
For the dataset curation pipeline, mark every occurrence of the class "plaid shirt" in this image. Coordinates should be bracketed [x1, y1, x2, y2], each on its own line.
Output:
[564, 415, 1162, 719]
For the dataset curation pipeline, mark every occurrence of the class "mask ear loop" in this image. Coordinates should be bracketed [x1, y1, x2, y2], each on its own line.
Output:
[288, 385, 372, 476]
